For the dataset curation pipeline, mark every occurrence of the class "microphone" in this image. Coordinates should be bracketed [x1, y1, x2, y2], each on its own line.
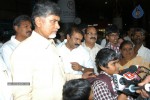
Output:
[113, 65, 149, 97]
[125, 83, 150, 93]
[135, 65, 150, 74]
[113, 74, 127, 91]
[119, 65, 138, 75]
[119, 65, 141, 81]
[113, 65, 140, 91]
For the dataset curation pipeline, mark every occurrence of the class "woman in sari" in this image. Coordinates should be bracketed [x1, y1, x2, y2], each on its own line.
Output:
[118, 40, 150, 79]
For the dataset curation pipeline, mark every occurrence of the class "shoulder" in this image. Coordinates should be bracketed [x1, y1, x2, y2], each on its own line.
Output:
[77, 45, 89, 54]
[92, 79, 107, 88]
[1, 40, 12, 48]
[139, 45, 150, 52]
[95, 43, 103, 49]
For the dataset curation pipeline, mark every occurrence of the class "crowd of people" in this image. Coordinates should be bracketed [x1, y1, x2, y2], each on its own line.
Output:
[0, 1, 150, 100]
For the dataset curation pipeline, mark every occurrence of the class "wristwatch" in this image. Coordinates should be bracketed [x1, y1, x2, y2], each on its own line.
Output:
[81, 67, 85, 71]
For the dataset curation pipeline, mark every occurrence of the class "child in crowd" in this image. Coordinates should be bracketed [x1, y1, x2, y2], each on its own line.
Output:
[91, 48, 133, 100]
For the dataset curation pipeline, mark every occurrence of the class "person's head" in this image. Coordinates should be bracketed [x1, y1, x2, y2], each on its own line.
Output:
[13, 15, 32, 41]
[127, 27, 134, 37]
[84, 26, 97, 44]
[105, 25, 119, 45]
[66, 26, 83, 50]
[31, 1, 60, 39]
[58, 31, 66, 42]
[119, 40, 134, 60]
[95, 48, 119, 74]
[132, 28, 145, 45]
[63, 79, 93, 100]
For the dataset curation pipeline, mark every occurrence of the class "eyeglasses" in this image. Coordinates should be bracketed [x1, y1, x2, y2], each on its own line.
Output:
[87, 32, 97, 36]
[109, 34, 119, 37]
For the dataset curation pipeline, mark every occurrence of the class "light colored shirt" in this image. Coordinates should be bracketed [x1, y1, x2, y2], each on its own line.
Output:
[137, 45, 150, 63]
[57, 41, 94, 75]
[82, 41, 103, 74]
[0, 55, 12, 100]
[0, 42, 3, 48]
[100, 38, 107, 47]
[11, 31, 81, 100]
[0, 35, 20, 71]
[124, 36, 132, 42]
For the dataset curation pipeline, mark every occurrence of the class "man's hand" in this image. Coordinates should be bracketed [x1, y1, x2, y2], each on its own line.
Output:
[82, 71, 96, 79]
[71, 62, 82, 71]
[136, 75, 150, 98]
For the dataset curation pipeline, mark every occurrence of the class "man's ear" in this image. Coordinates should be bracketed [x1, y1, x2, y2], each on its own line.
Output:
[106, 35, 109, 40]
[14, 26, 18, 31]
[35, 17, 42, 27]
[100, 65, 106, 71]
[66, 34, 70, 39]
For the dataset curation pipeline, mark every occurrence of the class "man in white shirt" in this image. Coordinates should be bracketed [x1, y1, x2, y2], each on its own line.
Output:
[0, 15, 32, 71]
[57, 26, 94, 75]
[82, 26, 103, 74]
[132, 28, 150, 63]
[11, 1, 94, 100]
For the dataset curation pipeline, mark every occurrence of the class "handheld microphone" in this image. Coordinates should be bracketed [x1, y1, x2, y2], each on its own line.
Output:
[113, 65, 140, 91]
[119, 65, 141, 81]
[113, 74, 127, 91]
[125, 83, 150, 93]
[119, 65, 138, 75]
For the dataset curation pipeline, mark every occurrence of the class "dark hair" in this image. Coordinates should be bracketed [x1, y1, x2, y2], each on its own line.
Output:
[31, 1, 61, 26]
[13, 15, 31, 27]
[63, 79, 91, 100]
[84, 26, 96, 34]
[66, 25, 83, 37]
[105, 24, 119, 35]
[119, 40, 134, 50]
[132, 28, 146, 36]
[95, 48, 118, 73]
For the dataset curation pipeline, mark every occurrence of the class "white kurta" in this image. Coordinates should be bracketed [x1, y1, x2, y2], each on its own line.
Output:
[11, 31, 67, 100]
[57, 41, 94, 75]
[82, 41, 103, 74]
[0, 35, 20, 71]
[137, 45, 150, 63]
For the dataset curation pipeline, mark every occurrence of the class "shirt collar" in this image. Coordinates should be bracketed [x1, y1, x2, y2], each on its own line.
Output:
[82, 41, 96, 49]
[31, 31, 53, 48]
[99, 71, 113, 79]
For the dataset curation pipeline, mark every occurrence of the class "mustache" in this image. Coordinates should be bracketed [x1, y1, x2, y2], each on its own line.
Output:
[90, 37, 96, 40]
[27, 31, 32, 34]
[75, 44, 80, 47]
